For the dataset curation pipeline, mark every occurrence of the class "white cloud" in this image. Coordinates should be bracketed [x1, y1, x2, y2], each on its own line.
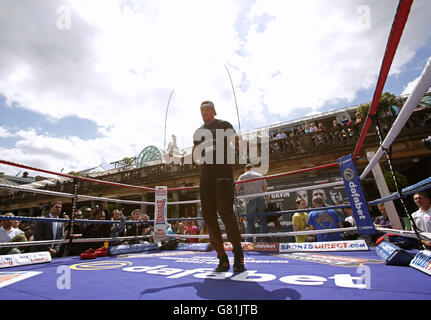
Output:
[402, 76, 420, 95]
[0, 126, 13, 138]
[234, 0, 431, 120]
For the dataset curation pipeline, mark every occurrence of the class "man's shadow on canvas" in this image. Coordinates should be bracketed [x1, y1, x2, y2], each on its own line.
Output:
[140, 273, 301, 300]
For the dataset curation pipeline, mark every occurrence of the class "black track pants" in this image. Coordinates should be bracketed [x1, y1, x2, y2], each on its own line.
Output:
[199, 165, 242, 256]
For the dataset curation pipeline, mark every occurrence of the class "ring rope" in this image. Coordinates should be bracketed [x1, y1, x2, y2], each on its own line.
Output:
[0, 3, 416, 194]
[0, 183, 155, 206]
[0, 159, 155, 191]
[0, 177, 431, 224]
[5, 225, 426, 250]
[353, 0, 413, 159]
[360, 56, 431, 180]
[1, 176, 430, 223]
[0, 235, 153, 248]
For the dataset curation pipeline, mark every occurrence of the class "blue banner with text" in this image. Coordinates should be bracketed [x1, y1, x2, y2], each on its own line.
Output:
[338, 154, 376, 235]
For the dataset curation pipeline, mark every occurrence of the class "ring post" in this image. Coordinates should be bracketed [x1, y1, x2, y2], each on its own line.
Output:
[68, 176, 79, 247]
[338, 154, 376, 235]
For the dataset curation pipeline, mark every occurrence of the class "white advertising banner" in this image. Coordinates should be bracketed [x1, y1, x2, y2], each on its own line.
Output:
[279, 240, 369, 253]
[0, 251, 51, 269]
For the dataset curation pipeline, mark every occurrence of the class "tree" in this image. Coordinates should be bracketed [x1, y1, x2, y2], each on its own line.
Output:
[383, 170, 408, 192]
[356, 92, 399, 117]
[121, 157, 135, 167]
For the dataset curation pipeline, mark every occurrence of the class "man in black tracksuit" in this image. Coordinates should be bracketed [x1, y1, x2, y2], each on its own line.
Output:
[192, 100, 245, 273]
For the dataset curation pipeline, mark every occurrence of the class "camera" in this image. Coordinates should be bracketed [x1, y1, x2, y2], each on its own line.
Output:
[423, 136, 431, 150]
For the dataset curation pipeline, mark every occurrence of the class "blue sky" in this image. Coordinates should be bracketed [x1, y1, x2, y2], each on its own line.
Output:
[0, 0, 430, 178]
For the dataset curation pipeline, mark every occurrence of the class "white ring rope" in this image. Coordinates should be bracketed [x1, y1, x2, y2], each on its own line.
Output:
[0, 181, 345, 206]
[0, 235, 152, 248]
[0, 226, 359, 248]
[1, 225, 428, 249]
[360, 56, 431, 180]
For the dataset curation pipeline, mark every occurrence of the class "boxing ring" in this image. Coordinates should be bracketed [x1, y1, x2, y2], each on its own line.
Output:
[1, 248, 430, 301]
[1, 0, 431, 305]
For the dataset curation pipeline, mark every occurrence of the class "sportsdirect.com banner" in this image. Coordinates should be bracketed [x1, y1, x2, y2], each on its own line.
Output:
[338, 154, 376, 235]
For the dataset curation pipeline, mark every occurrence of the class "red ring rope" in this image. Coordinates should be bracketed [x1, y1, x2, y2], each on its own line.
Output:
[353, 0, 413, 159]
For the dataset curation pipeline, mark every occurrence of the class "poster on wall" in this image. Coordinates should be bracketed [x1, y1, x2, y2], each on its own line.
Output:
[236, 174, 348, 215]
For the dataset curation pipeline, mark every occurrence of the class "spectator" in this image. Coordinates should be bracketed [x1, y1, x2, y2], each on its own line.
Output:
[332, 119, 340, 129]
[275, 128, 287, 140]
[11, 219, 20, 230]
[64, 210, 85, 256]
[83, 207, 92, 219]
[82, 205, 110, 249]
[296, 126, 305, 135]
[199, 223, 209, 243]
[341, 129, 347, 140]
[343, 205, 358, 240]
[340, 115, 350, 126]
[166, 221, 179, 240]
[275, 129, 288, 151]
[373, 203, 392, 228]
[178, 220, 186, 235]
[32, 201, 65, 257]
[318, 122, 327, 131]
[24, 221, 35, 242]
[185, 220, 198, 243]
[291, 198, 310, 243]
[235, 164, 269, 242]
[64, 210, 84, 238]
[309, 123, 318, 133]
[355, 112, 363, 124]
[304, 123, 310, 133]
[141, 213, 153, 237]
[0, 213, 27, 255]
[80, 207, 92, 228]
[265, 202, 283, 239]
[125, 209, 146, 243]
[307, 196, 343, 242]
[412, 191, 431, 250]
[110, 209, 125, 238]
[238, 217, 247, 235]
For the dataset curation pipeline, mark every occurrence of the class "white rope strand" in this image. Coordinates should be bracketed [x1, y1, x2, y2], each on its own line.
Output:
[360, 57, 431, 180]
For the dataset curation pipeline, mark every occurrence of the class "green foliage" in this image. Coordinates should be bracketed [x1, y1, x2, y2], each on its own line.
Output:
[383, 170, 408, 192]
[122, 157, 135, 166]
[356, 92, 398, 117]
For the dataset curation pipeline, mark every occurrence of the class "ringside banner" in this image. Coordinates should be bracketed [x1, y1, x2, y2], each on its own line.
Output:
[279, 240, 369, 253]
[338, 155, 376, 235]
[0, 251, 51, 269]
[154, 186, 168, 242]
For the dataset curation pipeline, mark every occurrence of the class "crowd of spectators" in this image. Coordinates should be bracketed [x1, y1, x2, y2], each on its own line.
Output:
[270, 113, 364, 153]
[270, 100, 431, 154]
[1, 189, 430, 257]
